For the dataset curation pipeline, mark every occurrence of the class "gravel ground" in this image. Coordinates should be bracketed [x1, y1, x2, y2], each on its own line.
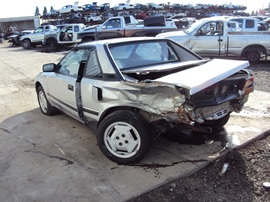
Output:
[129, 62, 270, 202]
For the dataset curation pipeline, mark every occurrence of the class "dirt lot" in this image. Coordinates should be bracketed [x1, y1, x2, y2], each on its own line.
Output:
[129, 62, 270, 202]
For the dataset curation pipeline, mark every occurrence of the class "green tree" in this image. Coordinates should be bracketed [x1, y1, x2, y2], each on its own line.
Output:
[50, 6, 54, 12]
[35, 6, 40, 16]
[43, 6, 48, 16]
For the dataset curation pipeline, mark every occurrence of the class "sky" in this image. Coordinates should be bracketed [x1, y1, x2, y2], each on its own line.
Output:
[0, 0, 268, 18]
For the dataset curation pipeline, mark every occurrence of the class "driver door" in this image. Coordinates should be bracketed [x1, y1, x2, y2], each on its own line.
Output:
[32, 26, 50, 43]
[190, 21, 226, 56]
[98, 18, 124, 39]
[47, 48, 90, 120]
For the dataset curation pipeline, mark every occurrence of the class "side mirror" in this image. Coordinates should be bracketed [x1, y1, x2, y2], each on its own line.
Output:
[43, 63, 56, 72]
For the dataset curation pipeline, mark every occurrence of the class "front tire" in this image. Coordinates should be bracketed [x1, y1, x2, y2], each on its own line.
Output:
[37, 86, 57, 116]
[22, 39, 31, 49]
[97, 110, 152, 164]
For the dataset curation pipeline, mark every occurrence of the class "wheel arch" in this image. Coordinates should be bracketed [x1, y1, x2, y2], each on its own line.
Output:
[21, 37, 32, 43]
[241, 44, 266, 58]
[35, 81, 42, 93]
[97, 106, 141, 128]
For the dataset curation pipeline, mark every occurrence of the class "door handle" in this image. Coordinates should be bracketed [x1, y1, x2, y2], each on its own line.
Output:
[68, 84, 74, 91]
[218, 39, 223, 42]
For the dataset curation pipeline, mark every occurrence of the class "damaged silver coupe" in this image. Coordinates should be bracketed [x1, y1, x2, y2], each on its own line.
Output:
[35, 37, 254, 164]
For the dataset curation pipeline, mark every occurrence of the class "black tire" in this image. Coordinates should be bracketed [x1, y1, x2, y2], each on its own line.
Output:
[46, 39, 58, 51]
[37, 86, 57, 116]
[245, 51, 260, 64]
[22, 39, 31, 49]
[203, 113, 230, 129]
[97, 110, 152, 164]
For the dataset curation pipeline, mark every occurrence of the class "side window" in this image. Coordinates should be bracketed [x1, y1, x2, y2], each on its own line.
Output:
[58, 49, 91, 76]
[45, 26, 50, 32]
[246, 20, 254, 28]
[199, 22, 223, 36]
[232, 19, 243, 28]
[84, 50, 102, 77]
[104, 19, 121, 29]
[34, 27, 43, 33]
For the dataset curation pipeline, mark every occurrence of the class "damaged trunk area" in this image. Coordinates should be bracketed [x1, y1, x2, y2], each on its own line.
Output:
[123, 68, 252, 136]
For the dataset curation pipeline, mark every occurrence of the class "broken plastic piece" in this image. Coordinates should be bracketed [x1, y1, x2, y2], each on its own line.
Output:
[220, 162, 229, 176]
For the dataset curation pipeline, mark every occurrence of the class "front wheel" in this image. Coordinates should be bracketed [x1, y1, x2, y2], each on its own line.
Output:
[22, 39, 31, 49]
[97, 110, 152, 164]
[37, 86, 57, 116]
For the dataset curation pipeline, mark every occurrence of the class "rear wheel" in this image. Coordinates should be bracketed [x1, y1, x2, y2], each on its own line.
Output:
[22, 39, 31, 49]
[245, 51, 260, 64]
[97, 110, 152, 164]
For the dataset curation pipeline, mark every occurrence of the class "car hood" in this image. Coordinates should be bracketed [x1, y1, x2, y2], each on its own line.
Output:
[157, 30, 187, 38]
[154, 59, 249, 95]
[7, 34, 18, 39]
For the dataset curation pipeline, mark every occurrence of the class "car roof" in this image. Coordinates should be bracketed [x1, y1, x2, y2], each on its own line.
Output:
[77, 37, 167, 48]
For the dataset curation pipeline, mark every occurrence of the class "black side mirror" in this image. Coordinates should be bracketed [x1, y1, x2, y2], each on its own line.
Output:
[43, 63, 56, 72]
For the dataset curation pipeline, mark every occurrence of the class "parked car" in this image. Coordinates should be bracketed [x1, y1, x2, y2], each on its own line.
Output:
[82, 4, 100, 11]
[35, 37, 254, 164]
[111, 3, 134, 11]
[56, 5, 83, 14]
[7, 30, 33, 46]
[171, 4, 185, 10]
[227, 17, 267, 31]
[134, 3, 147, 10]
[99, 3, 110, 12]
[135, 13, 149, 19]
[85, 14, 102, 23]
[145, 3, 163, 10]
[193, 4, 208, 9]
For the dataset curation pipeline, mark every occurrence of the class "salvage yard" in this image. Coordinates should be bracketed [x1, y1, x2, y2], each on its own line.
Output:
[0, 40, 269, 201]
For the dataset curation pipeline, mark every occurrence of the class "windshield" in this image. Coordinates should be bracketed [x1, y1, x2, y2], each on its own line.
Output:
[109, 41, 179, 70]
[184, 20, 204, 33]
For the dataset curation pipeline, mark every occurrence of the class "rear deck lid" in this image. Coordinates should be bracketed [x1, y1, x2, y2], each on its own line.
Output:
[155, 59, 249, 95]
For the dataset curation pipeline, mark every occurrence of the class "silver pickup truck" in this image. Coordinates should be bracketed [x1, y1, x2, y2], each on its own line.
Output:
[157, 17, 270, 63]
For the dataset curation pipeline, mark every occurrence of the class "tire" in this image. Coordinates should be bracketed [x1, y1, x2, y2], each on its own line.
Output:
[46, 39, 58, 51]
[97, 110, 152, 164]
[245, 51, 260, 64]
[37, 86, 57, 116]
[203, 113, 230, 129]
[22, 39, 31, 49]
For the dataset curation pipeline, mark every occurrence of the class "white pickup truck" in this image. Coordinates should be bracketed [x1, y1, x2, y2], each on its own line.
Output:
[20, 25, 58, 49]
[20, 24, 85, 49]
[157, 17, 270, 63]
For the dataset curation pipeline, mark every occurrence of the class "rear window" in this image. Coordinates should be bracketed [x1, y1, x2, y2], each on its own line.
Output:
[109, 41, 179, 69]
